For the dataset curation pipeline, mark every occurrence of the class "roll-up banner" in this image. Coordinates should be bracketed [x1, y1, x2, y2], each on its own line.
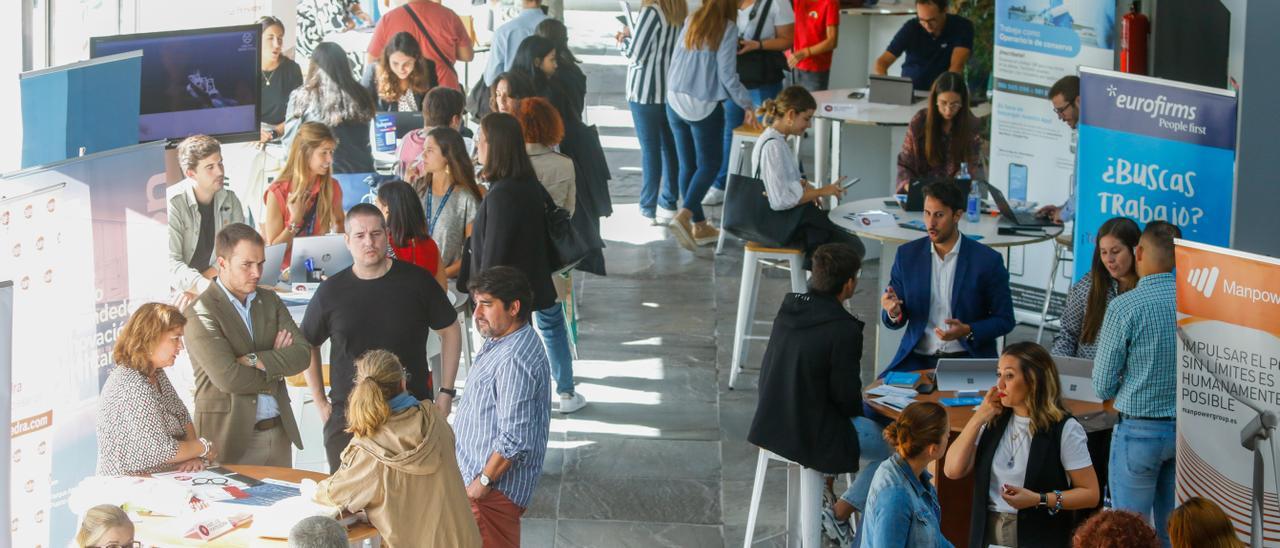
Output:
[989, 0, 1114, 317]
[1076, 67, 1237, 280]
[1175, 240, 1280, 546]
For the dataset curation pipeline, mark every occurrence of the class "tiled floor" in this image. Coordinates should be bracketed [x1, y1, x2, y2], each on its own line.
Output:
[522, 13, 1049, 546]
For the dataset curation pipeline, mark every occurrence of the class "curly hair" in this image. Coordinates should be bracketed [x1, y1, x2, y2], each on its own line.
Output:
[111, 303, 187, 376]
[176, 134, 221, 174]
[376, 32, 434, 103]
[1071, 510, 1160, 548]
[514, 97, 564, 146]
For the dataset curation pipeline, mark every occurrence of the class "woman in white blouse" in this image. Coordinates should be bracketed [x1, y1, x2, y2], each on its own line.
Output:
[750, 85, 864, 262]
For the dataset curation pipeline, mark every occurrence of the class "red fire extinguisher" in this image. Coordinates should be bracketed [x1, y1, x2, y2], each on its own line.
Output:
[1120, 1, 1150, 74]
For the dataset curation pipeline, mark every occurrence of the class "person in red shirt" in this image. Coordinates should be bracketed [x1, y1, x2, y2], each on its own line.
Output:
[366, 0, 475, 91]
[375, 180, 448, 290]
[789, 0, 840, 91]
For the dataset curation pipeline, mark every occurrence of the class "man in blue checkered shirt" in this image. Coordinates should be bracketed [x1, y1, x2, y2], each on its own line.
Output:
[1092, 220, 1181, 547]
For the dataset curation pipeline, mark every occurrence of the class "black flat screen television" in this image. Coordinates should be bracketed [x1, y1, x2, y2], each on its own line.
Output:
[90, 24, 260, 143]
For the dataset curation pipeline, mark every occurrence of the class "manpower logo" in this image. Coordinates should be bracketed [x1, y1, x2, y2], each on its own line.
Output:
[1186, 267, 1219, 298]
[1186, 266, 1280, 305]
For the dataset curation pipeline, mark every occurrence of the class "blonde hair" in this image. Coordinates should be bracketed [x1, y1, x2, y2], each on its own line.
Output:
[76, 504, 132, 547]
[111, 303, 187, 376]
[684, 0, 735, 51]
[999, 342, 1069, 435]
[757, 86, 818, 124]
[644, 0, 687, 28]
[883, 401, 949, 459]
[346, 350, 407, 437]
[279, 122, 339, 233]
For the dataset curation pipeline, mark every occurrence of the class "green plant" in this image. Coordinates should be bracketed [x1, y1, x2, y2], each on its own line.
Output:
[957, 0, 994, 93]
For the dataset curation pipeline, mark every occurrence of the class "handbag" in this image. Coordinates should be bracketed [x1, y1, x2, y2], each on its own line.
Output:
[722, 137, 805, 247]
[543, 189, 590, 274]
[736, 0, 788, 89]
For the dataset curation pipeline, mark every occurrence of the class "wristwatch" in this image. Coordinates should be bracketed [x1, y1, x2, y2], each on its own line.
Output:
[439, 387, 458, 397]
[247, 353, 259, 369]
[1038, 492, 1048, 508]
[479, 473, 492, 487]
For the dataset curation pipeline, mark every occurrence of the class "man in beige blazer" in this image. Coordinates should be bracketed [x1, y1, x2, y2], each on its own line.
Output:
[184, 223, 312, 466]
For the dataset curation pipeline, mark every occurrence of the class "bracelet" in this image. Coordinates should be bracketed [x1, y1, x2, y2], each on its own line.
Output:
[439, 387, 458, 397]
[286, 222, 300, 234]
[198, 437, 211, 458]
[1048, 489, 1064, 515]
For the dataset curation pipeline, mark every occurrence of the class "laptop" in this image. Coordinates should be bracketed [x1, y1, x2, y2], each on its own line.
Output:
[288, 234, 353, 284]
[1055, 356, 1101, 403]
[935, 358, 999, 392]
[904, 177, 975, 212]
[985, 182, 1059, 227]
[260, 243, 288, 287]
[869, 74, 920, 106]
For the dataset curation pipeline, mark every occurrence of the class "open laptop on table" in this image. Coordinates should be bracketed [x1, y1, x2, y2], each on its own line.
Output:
[985, 182, 1059, 227]
[1055, 356, 1101, 403]
[868, 74, 922, 106]
[260, 243, 288, 287]
[288, 234, 353, 285]
[936, 358, 999, 392]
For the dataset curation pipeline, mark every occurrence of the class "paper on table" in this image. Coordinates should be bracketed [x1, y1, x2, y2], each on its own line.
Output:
[870, 395, 916, 411]
[844, 210, 897, 229]
[867, 385, 918, 398]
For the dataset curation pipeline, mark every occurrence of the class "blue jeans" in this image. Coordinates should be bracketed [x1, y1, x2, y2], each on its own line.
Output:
[1110, 418, 1177, 548]
[629, 101, 679, 217]
[839, 416, 892, 509]
[666, 103, 725, 223]
[534, 304, 575, 395]
[714, 83, 783, 190]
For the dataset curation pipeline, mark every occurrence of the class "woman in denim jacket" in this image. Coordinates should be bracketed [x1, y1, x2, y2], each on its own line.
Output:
[861, 401, 953, 548]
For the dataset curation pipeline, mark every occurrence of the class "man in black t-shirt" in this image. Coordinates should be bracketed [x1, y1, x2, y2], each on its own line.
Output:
[301, 203, 462, 472]
[873, 0, 973, 90]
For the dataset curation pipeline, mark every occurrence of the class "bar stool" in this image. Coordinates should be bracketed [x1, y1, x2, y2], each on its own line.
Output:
[743, 449, 824, 547]
[728, 243, 806, 390]
[716, 125, 765, 255]
[1036, 231, 1074, 344]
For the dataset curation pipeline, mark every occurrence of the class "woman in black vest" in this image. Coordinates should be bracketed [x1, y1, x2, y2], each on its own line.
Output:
[942, 342, 1100, 548]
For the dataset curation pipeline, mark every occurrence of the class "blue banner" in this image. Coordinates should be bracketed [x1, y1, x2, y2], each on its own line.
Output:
[1074, 68, 1237, 280]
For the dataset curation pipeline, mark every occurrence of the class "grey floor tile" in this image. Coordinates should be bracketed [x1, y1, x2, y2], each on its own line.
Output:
[558, 400, 721, 441]
[525, 474, 561, 520]
[520, 518, 557, 548]
[562, 436, 721, 481]
[558, 477, 721, 524]
[555, 519, 724, 548]
[572, 361, 718, 404]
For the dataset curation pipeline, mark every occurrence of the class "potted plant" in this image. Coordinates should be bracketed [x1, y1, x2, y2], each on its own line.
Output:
[956, 0, 994, 101]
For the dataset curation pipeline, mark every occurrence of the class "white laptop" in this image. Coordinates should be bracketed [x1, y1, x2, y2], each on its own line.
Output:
[1055, 356, 1101, 403]
[260, 243, 288, 287]
[935, 358, 998, 392]
[868, 74, 919, 106]
[288, 234, 353, 284]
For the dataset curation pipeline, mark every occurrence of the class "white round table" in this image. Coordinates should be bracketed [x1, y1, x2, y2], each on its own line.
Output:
[830, 196, 1063, 371]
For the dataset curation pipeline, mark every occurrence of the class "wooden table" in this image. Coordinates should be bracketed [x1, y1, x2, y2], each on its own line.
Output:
[133, 465, 379, 547]
[865, 372, 1109, 548]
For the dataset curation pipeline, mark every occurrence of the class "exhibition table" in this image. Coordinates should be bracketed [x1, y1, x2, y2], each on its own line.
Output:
[829, 197, 1061, 371]
[133, 465, 380, 547]
[864, 373, 1109, 548]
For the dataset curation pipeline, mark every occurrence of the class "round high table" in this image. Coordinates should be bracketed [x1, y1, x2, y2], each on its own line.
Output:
[133, 464, 380, 546]
[829, 197, 1063, 371]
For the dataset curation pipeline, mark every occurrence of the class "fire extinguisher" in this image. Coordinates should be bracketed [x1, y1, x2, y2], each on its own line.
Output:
[1120, 1, 1150, 74]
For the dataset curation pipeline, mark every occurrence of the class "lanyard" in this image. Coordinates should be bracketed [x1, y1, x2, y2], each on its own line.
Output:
[424, 184, 455, 236]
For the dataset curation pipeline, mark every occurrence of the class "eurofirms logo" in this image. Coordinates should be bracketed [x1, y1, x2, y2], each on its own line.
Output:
[1107, 84, 1198, 121]
[1186, 266, 1280, 305]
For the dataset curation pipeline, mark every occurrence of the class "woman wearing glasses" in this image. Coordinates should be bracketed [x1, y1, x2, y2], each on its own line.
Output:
[895, 71, 985, 194]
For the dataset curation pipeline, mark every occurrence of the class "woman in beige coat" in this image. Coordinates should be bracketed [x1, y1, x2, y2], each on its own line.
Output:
[313, 350, 480, 547]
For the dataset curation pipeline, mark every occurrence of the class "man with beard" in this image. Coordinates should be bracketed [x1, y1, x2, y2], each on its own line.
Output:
[168, 134, 244, 311]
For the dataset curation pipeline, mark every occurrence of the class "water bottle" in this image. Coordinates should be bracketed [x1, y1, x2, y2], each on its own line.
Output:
[961, 163, 980, 223]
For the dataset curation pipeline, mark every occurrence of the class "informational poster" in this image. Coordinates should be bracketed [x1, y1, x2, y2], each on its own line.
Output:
[1075, 68, 1236, 279]
[0, 141, 169, 546]
[989, 0, 1114, 315]
[1175, 240, 1280, 546]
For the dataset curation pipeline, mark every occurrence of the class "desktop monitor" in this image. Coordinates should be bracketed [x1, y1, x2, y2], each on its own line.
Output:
[90, 25, 260, 143]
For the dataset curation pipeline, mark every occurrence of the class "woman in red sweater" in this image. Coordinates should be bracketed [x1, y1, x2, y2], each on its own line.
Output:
[375, 180, 448, 290]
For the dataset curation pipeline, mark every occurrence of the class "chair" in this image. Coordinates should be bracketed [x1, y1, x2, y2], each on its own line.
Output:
[743, 449, 825, 547]
[1036, 231, 1074, 344]
[728, 243, 806, 390]
[716, 125, 765, 255]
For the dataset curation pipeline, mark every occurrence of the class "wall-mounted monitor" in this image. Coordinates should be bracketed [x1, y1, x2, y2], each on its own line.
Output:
[90, 24, 260, 143]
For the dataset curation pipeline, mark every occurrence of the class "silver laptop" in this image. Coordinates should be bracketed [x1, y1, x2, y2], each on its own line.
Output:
[868, 74, 918, 106]
[1055, 356, 1101, 403]
[289, 234, 353, 283]
[986, 182, 1059, 227]
[260, 243, 288, 287]
[936, 358, 999, 392]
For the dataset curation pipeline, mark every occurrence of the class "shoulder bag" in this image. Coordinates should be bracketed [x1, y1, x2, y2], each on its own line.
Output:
[721, 137, 806, 247]
[543, 187, 590, 274]
[402, 4, 461, 89]
[736, 0, 788, 89]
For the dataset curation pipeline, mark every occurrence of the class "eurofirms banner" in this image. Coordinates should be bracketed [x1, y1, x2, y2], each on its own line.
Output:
[989, 0, 1114, 315]
[0, 141, 169, 547]
[1175, 240, 1280, 546]
[1075, 67, 1236, 280]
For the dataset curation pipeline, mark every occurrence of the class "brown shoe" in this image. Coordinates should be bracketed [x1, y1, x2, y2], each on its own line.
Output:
[692, 221, 720, 246]
[668, 209, 696, 251]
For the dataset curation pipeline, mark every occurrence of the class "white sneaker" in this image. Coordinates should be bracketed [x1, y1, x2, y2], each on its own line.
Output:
[655, 206, 676, 225]
[701, 187, 725, 206]
[558, 392, 587, 414]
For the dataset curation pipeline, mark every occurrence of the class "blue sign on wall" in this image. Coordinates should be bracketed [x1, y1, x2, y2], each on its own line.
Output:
[1074, 68, 1237, 280]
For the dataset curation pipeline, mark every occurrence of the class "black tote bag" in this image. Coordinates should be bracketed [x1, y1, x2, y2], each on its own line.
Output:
[721, 138, 805, 248]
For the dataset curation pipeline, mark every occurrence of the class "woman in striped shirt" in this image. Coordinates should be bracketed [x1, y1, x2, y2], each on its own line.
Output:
[617, 0, 685, 225]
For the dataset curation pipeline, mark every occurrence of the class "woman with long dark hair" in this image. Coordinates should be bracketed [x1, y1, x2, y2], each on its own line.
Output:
[375, 180, 447, 289]
[488, 71, 538, 116]
[896, 71, 984, 193]
[1052, 217, 1141, 358]
[417, 127, 483, 280]
[467, 113, 587, 414]
[284, 41, 376, 210]
[535, 18, 587, 118]
[944, 342, 1100, 548]
[368, 31, 438, 112]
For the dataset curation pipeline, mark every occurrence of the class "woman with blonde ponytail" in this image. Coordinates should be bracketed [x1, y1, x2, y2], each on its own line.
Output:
[858, 401, 952, 547]
[313, 350, 480, 547]
[750, 85, 864, 265]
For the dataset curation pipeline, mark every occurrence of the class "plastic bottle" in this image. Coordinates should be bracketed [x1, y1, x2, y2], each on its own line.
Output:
[961, 163, 980, 223]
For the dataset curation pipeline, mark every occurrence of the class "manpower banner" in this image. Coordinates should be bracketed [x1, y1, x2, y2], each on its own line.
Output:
[1075, 67, 1237, 280]
[1175, 240, 1280, 546]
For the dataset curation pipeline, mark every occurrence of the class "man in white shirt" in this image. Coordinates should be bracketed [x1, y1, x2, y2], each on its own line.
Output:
[482, 0, 548, 86]
[880, 181, 1015, 376]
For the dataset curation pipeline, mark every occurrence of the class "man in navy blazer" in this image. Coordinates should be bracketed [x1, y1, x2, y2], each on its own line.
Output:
[880, 181, 1014, 376]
